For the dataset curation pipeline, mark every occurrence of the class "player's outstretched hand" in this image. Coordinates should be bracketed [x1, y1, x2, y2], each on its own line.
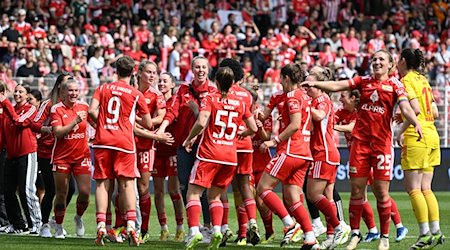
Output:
[157, 132, 175, 145]
[300, 80, 315, 88]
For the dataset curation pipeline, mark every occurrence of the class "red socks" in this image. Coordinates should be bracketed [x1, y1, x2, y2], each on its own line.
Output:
[186, 199, 201, 228]
[209, 201, 224, 228]
[243, 198, 257, 221]
[140, 193, 151, 232]
[314, 196, 340, 228]
[362, 201, 376, 229]
[222, 201, 229, 226]
[390, 198, 401, 225]
[76, 201, 89, 217]
[54, 204, 66, 224]
[377, 200, 392, 235]
[288, 201, 313, 232]
[259, 190, 289, 219]
[349, 198, 365, 230]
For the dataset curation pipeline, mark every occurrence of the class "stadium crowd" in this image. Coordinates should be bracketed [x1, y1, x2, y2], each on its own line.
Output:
[0, 1, 447, 250]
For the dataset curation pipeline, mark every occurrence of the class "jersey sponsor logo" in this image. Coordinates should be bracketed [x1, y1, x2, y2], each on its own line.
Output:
[370, 90, 379, 103]
[382, 84, 393, 92]
[361, 103, 385, 114]
[288, 100, 299, 111]
[64, 132, 85, 140]
[349, 166, 357, 173]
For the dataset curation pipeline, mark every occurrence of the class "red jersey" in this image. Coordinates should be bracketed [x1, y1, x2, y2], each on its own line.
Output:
[164, 80, 217, 147]
[30, 99, 55, 159]
[279, 48, 296, 66]
[252, 111, 273, 167]
[50, 101, 90, 164]
[222, 34, 237, 49]
[155, 95, 177, 157]
[135, 86, 166, 150]
[196, 93, 251, 165]
[1, 99, 37, 159]
[335, 108, 357, 148]
[310, 94, 340, 165]
[267, 90, 286, 112]
[260, 36, 281, 52]
[92, 80, 150, 153]
[348, 76, 408, 146]
[230, 85, 253, 153]
[264, 68, 281, 84]
[276, 89, 312, 160]
[0, 107, 4, 150]
[49, 0, 67, 18]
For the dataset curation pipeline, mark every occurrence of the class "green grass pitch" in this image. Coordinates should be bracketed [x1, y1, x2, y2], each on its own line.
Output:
[0, 192, 448, 249]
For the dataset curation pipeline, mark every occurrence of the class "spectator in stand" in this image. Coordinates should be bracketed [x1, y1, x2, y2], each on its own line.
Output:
[341, 27, 360, 60]
[135, 20, 151, 45]
[276, 24, 291, 46]
[319, 42, 336, 67]
[60, 57, 72, 73]
[47, 25, 62, 65]
[1, 16, 20, 44]
[73, 65, 89, 102]
[239, 26, 264, 80]
[98, 26, 114, 49]
[264, 59, 282, 85]
[299, 45, 315, 69]
[179, 38, 193, 81]
[16, 51, 41, 77]
[328, 32, 343, 53]
[37, 59, 50, 76]
[88, 46, 104, 88]
[163, 26, 178, 52]
[367, 31, 386, 55]
[409, 30, 423, 50]
[99, 54, 116, 84]
[47, 62, 61, 79]
[14, 9, 31, 43]
[1, 42, 16, 64]
[49, 0, 67, 25]
[126, 38, 147, 64]
[0, 14, 10, 34]
[141, 31, 161, 63]
[201, 33, 220, 72]
[33, 39, 53, 65]
[77, 23, 95, 47]
[29, 17, 46, 44]
[291, 26, 316, 53]
[0, 64, 16, 92]
[260, 28, 281, 62]
[0, 84, 42, 234]
[221, 24, 238, 58]
[10, 47, 27, 75]
[168, 41, 181, 81]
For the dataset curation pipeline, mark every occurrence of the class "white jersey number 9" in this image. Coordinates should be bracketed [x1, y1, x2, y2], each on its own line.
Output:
[106, 96, 121, 124]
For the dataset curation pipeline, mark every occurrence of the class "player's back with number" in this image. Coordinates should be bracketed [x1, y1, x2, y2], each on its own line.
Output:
[197, 92, 250, 165]
[93, 81, 149, 153]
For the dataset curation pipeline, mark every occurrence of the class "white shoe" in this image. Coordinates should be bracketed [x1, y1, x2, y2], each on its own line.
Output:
[74, 215, 85, 237]
[200, 227, 211, 243]
[313, 223, 327, 237]
[54, 224, 65, 239]
[330, 226, 350, 249]
[320, 235, 334, 249]
[50, 217, 67, 235]
[378, 236, 389, 250]
[39, 223, 52, 238]
[341, 224, 351, 244]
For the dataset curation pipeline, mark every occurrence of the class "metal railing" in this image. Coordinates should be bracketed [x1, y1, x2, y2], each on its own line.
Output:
[7, 77, 450, 147]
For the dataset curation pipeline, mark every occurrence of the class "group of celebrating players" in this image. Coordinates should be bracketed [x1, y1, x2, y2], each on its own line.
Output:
[0, 47, 445, 250]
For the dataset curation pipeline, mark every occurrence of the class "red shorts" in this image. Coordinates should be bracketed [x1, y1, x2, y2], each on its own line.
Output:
[152, 155, 178, 178]
[189, 160, 236, 189]
[53, 157, 92, 176]
[349, 139, 393, 181]
[137, 149, 155, 173]
[307, 161, 337, 183]
[93, 148, 139, 180]
[236, 152, 253, 175]
[265, 153, 310, 186]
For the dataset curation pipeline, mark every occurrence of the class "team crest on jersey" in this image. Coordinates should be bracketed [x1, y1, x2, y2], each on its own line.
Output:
[145, 98, 151, 104]
[370, 90, 379, 103]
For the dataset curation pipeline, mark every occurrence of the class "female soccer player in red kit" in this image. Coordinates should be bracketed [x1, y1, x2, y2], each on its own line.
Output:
[31, 73, 77, 238]
[0, 84, 41, 234]
[158, 56, 216, 238]
[182, 67, 257, 250]
[305, 68, 350, 249]
[153, 72, 185, 241]
[50, 79, 92, 238]
[302, 50, 422, 250]
[134, 60, 166, 242]
[89, 56, 153, 246]
[257, 63, 319, 250]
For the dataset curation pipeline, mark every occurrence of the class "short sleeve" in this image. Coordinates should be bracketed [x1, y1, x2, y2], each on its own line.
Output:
[156, 95, 166, 109]
[200, 95, 212, 113]
[348, 76, 362, 90]
[287, 96, 302, 115]
[242, 103, 251, 119]
[392, 78, 408, 102]
[92, 86, 101, 101]
[314, 98, 330, 113]
[401, 76, 417, 101]
[50, 108, 62, 127]
[267, 94, 277, 110]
